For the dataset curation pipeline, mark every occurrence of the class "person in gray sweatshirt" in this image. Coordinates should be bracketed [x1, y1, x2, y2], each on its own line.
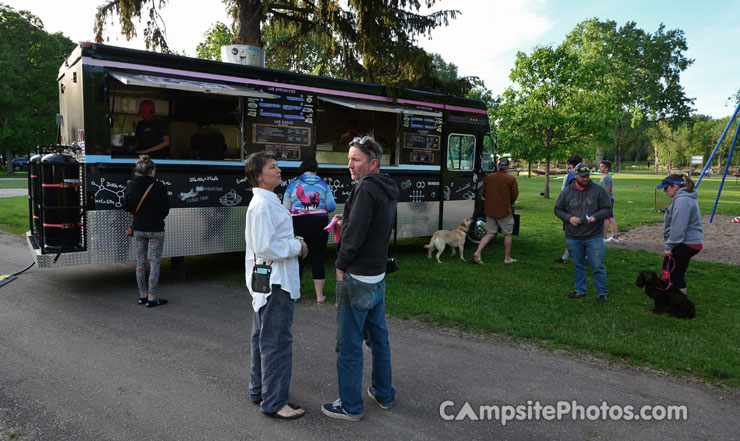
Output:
[656, 174, 703, 295]
[554, 163, 612, 303]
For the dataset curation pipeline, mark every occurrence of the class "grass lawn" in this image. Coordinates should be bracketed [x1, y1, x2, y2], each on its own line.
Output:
[0, 179, 28, 189]
[4, 172, 740, 386]
[0, 197, 29, 234]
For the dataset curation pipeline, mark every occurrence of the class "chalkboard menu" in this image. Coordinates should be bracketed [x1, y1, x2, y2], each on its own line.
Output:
[401, 113, 443, 165]
[253, 124, 311, 146]
[245, 86, 315, 160]
[404, 133, 440, 150]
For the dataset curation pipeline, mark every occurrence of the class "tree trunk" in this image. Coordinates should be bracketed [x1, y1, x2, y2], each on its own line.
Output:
[543, 154, 551, 199]
[527, 160, 532, 178]
[234, 0, 264, 47]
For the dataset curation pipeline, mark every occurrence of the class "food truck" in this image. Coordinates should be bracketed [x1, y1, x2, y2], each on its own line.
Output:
[26, 42, 495, 267]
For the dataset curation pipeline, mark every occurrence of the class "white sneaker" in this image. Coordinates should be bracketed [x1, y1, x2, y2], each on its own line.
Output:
[606, 236, 620, 243]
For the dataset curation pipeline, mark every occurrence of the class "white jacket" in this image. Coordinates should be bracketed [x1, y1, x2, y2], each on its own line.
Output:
[245, 188, 302, 312]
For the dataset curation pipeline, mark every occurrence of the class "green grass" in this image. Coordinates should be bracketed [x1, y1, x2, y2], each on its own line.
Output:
[0, 179, 27, 189]
[3, 173, 740, 386]
[0, 197, 29, 234]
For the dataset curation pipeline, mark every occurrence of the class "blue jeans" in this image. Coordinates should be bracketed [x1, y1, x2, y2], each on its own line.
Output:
[566, 236, 607, 297]
[335, 274, 395, 416]
[249, 285, 295, 414]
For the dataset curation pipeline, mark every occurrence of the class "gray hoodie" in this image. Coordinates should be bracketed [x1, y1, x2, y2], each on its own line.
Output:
[664, 188, 703, 250]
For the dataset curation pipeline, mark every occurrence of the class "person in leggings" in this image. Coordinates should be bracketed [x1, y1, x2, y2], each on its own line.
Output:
[283, 158, 337, 303]
[656, 173, 703, 295]
[123, 155, 170, 307]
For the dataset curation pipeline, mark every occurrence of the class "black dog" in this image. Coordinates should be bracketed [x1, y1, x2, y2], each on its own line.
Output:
[635, 270, 695, 319]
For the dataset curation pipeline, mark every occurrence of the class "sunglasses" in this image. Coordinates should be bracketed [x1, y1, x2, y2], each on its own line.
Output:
[576, 166, 591, 174]
[350, 136, 381, 159]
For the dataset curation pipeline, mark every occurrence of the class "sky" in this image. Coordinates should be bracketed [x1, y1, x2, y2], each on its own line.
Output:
[6, 0, 740, 119]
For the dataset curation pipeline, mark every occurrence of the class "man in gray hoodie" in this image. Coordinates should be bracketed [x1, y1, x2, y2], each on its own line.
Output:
[322, 135, 398, 421]
[554, 163, 612, 303]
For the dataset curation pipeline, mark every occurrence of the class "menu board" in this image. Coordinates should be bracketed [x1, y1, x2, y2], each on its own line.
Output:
[401, 113, 443, 165]
[253, 124, 311, 146]
[404, 133, 440, 150]
[245, 86, 315, 160]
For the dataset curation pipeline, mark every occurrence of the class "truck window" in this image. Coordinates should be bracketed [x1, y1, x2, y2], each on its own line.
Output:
[314, 98, 395, 166]
[481, 134, 496, 172]
[447, 133, 475, 171]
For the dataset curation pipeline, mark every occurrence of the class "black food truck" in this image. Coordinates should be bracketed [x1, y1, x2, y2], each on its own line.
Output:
[26, 42, 496, 267]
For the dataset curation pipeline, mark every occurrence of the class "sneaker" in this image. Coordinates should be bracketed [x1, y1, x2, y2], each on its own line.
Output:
[606, 236, 620, 243]
[597, 296, 609, 304]
[367, 387, 393, 410]
[567, 291, 586, 299]
[321, 400, 363, 421]
[554, 257, 568, 264]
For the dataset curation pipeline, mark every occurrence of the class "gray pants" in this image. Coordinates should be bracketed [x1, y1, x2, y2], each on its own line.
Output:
[249, 285, 295, 414]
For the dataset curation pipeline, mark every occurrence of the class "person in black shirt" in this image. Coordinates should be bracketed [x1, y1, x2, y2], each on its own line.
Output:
[123, 155, 170, 307]
[135, 100, 170, 159]
[190, 120, 227, 160]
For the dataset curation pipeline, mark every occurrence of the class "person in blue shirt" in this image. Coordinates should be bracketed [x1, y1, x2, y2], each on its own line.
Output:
[283, 158, 337, 303]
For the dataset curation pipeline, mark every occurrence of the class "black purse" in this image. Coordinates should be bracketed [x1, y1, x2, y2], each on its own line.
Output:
[251, 253, 272, 293]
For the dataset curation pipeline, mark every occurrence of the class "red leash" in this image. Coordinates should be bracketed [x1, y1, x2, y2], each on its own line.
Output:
[659, 255, 676, 291]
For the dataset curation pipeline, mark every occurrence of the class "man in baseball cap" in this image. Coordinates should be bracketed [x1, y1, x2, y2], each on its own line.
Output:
[134, 100, 170, 158]
[554, 161, 611, 304]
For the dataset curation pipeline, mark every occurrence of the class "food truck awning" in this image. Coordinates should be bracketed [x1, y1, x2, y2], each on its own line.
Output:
[111, 72, 278, 99]
[318, 96, 442, 117]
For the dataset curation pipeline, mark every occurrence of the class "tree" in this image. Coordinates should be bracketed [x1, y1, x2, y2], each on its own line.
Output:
[563, 19, 694, 171]
[0, 5, 76, 174]
[195, 22, 234, 61]
[496, 45, 607, 197]
[94, 0, 459, 91]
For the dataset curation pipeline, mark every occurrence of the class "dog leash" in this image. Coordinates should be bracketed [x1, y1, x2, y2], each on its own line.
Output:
[658, 255, 676, 291]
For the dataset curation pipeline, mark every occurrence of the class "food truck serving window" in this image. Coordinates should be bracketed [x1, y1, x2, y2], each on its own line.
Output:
[110, 72, 278, 99]
[447, 134, 475, 171]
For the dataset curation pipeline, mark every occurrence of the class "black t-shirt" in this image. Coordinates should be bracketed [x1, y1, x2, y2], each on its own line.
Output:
[190, 127, 226, 160]
[136, 118, 170, 159]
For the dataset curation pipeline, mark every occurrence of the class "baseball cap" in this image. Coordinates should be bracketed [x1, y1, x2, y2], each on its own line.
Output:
[575, 163, 591, 176]
[656, 178, 684, 189]
[138, 100, 155, 118]
[497, 157, 510, 167]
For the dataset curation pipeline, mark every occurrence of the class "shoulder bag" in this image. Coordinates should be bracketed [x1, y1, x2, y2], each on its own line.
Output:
[126, 183, 155, 237]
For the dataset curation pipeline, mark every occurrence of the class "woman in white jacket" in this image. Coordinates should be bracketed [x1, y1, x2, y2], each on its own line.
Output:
[244, 152, 308, 420]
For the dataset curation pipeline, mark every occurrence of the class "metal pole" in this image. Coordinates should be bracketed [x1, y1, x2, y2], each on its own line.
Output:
[709, 113, 740, 223]
[696, 101, 740, 189]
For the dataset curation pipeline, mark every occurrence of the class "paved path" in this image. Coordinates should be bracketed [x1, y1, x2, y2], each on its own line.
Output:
[0, 188, 27, 198]
[1, 231, 739, 440]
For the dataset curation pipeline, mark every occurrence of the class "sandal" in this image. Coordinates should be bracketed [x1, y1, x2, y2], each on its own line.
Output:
[264, 404, 305, 420]
[145, 298, 168, 308]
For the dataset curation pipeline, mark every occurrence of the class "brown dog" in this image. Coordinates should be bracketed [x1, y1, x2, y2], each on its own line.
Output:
[424, 218, 473, 263]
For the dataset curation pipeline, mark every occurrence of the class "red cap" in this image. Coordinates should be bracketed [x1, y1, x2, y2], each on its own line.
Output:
[138, 100, 155, 118]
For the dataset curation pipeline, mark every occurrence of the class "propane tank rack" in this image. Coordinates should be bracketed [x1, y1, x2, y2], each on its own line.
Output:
[27, 145, 86, 257]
